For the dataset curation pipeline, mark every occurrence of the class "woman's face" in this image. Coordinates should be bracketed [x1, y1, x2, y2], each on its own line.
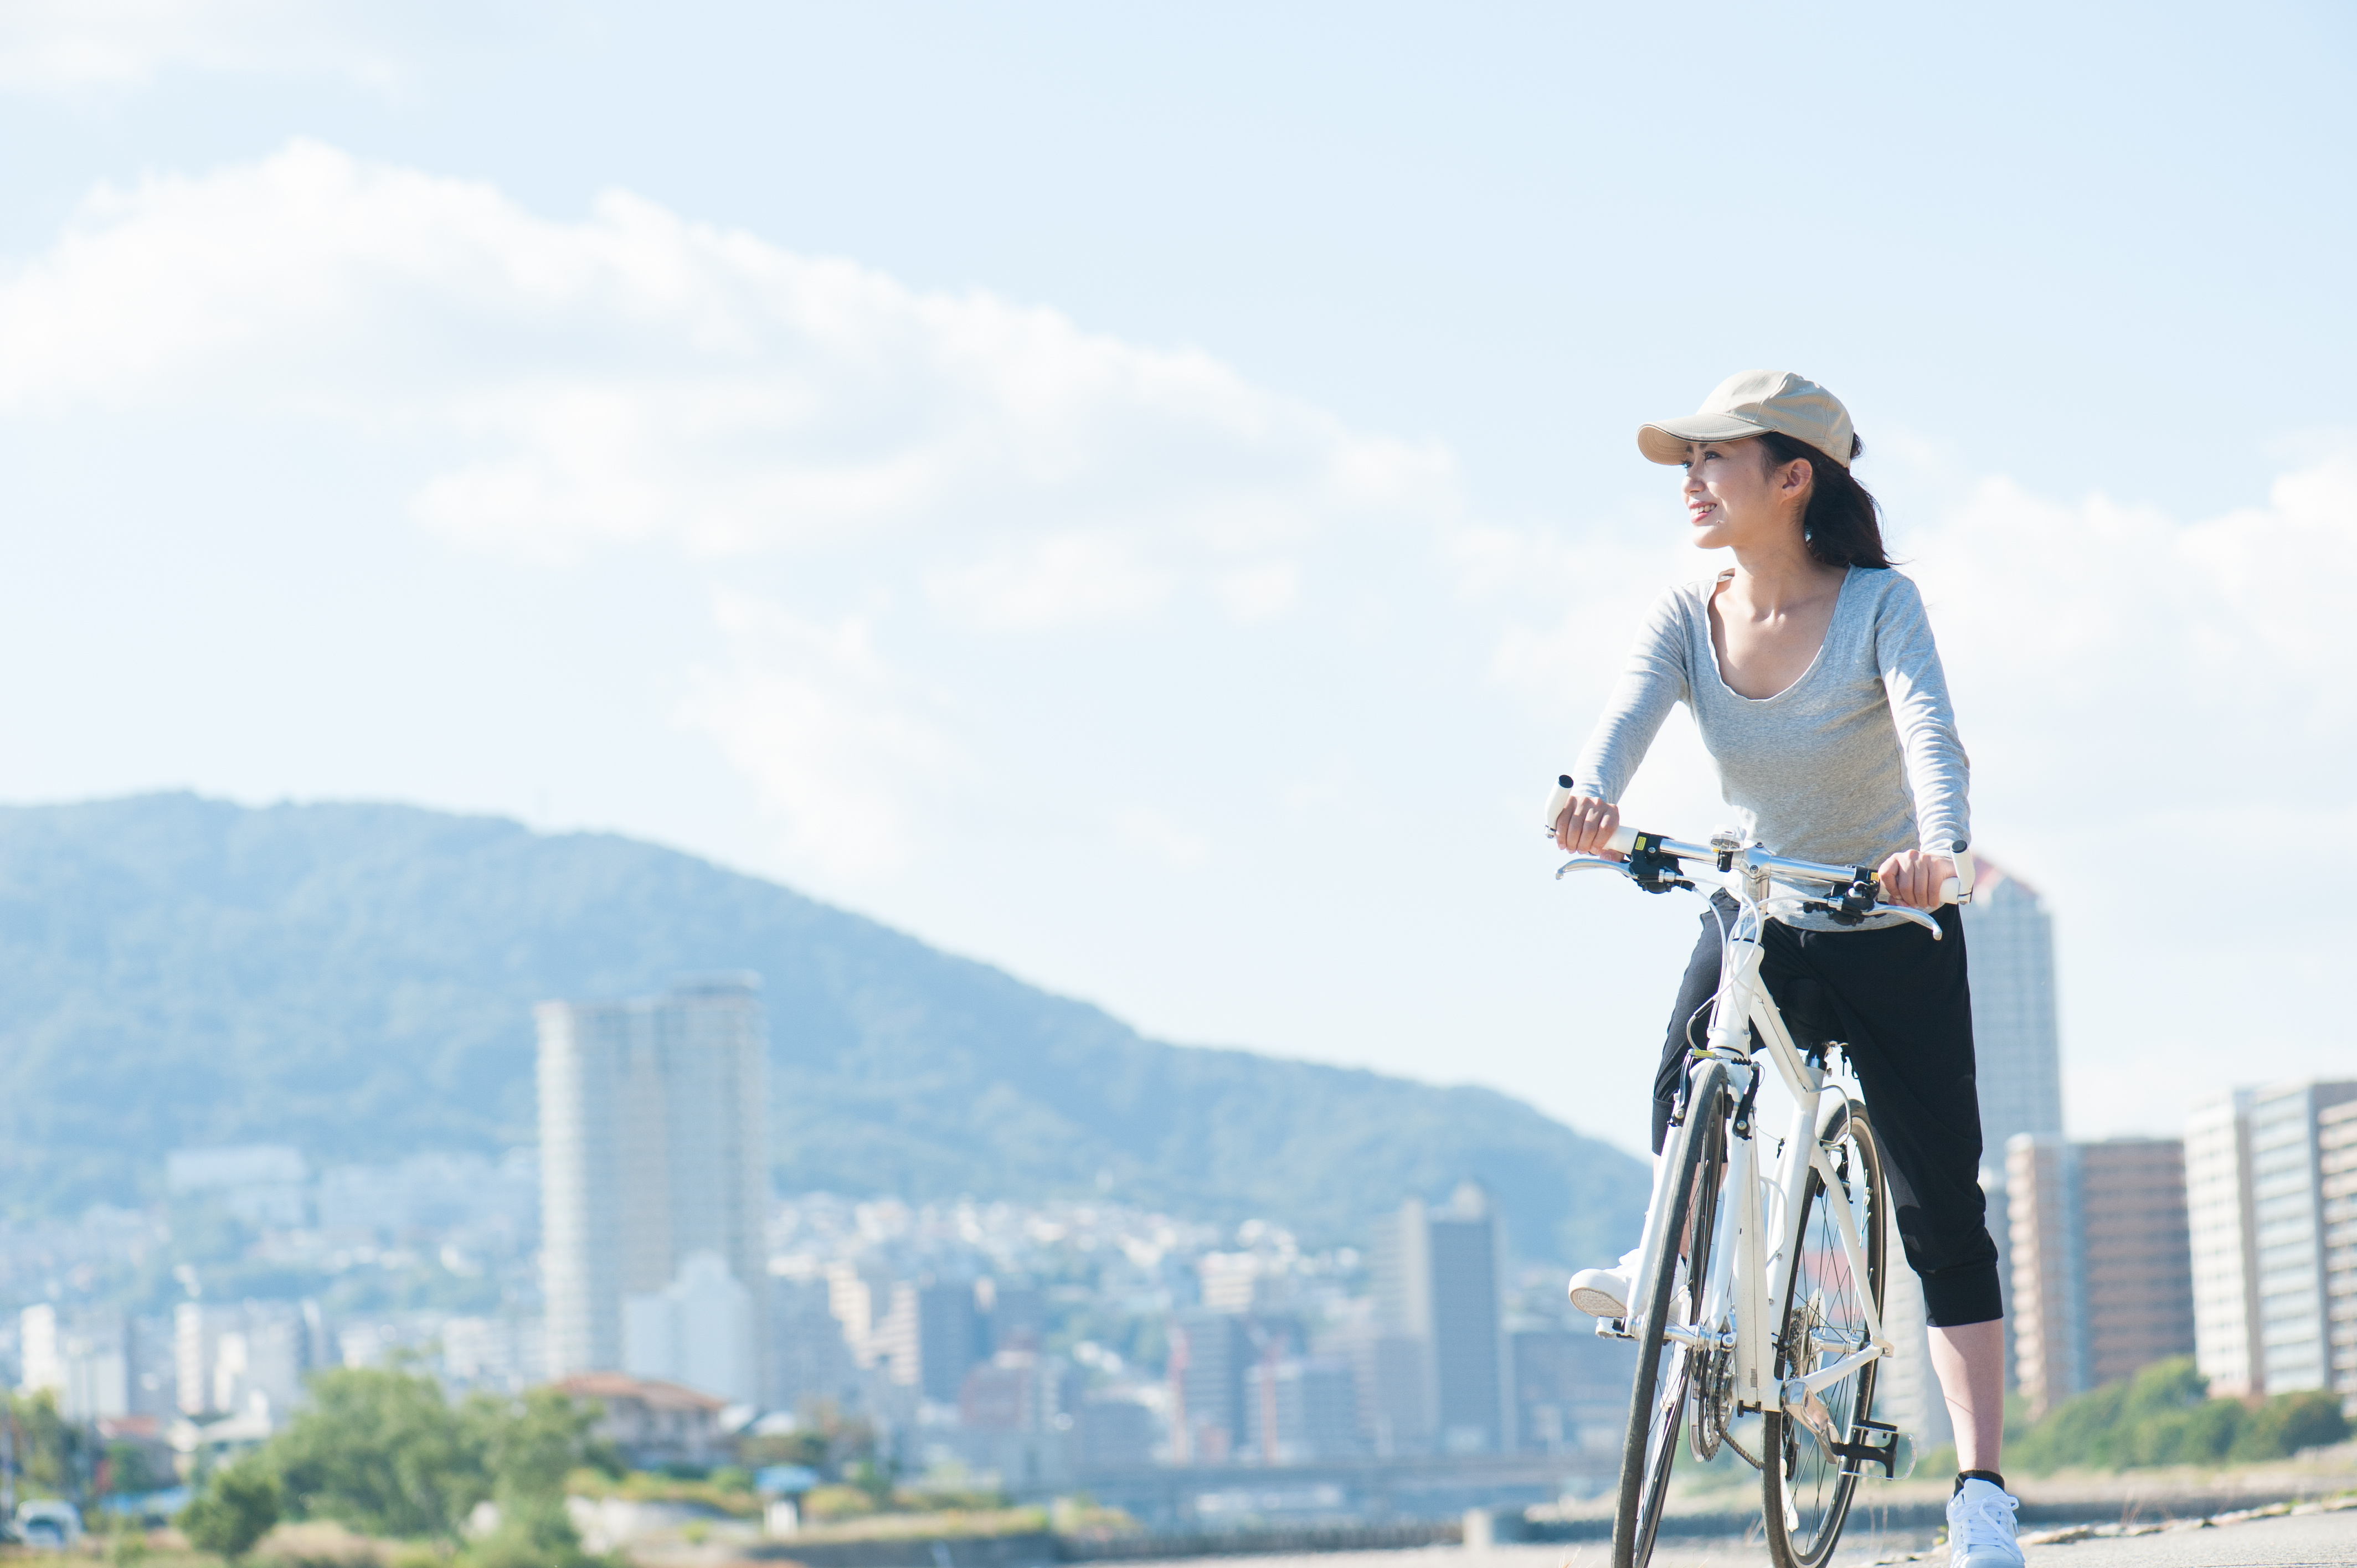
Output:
[1682, 439, 1806, 551]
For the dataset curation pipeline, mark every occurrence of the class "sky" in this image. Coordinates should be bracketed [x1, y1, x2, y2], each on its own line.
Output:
[0, 1, 2351, 1159]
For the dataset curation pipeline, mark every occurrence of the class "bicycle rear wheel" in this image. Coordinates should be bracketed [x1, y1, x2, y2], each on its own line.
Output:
[1762, 1098, 1888, 1568]
[1611, 1061, 1729, 1568]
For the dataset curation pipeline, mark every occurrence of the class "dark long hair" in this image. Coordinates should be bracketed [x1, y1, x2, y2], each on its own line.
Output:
[1757, 429, 1891, 569]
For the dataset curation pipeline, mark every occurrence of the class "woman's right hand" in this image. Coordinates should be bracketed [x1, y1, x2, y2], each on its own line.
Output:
[1555, 796, 1624, 860]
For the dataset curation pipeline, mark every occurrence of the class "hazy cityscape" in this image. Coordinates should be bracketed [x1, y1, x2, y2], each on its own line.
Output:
[11, 859, 2350, 1530]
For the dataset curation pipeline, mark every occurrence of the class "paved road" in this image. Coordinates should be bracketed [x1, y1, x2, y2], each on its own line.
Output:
[2013, 1510, 2356, 1566]
[1110, 1509, 2356, 1568]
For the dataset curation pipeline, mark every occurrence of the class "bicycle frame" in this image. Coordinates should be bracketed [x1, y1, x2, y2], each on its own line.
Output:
[1582, 850, 1895, 1430]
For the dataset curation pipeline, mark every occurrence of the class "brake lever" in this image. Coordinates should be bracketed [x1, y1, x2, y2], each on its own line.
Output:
[1555, 856, 1628, 881]
[1874, 904, 1943, 938]
[1765, 895, 1944, 940]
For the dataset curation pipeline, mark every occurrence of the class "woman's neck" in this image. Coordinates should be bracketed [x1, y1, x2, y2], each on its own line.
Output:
[1725, 533, 1845, 612]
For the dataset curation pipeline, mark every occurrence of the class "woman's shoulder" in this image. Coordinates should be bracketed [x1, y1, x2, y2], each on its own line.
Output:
[1844, 564, 1927, 616]
[1635, 575, 1717, 638]
[1653, 573, 1722, 615]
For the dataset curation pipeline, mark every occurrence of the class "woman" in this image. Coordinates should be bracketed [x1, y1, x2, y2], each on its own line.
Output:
[1550, 370, 2020, 1568]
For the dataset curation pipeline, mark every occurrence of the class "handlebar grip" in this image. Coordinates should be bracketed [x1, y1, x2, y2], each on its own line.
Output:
[1607, 823, 1639, 855]
[1938, 876, 1961, 906]
[1542, 775, 1576, 835]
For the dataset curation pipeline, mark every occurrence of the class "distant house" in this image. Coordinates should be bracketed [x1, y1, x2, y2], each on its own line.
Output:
[555, 1373, 728, 1469]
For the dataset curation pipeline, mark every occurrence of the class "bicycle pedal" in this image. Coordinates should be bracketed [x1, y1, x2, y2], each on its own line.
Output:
[1829, 1417, 1909, 1479]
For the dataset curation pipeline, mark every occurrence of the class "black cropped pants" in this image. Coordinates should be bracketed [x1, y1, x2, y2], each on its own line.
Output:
[1651, 893, 2003, 1328]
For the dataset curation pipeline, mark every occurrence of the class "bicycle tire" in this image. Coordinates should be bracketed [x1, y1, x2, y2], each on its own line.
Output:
[1611, 1060, 1730, 1568]
[1761, 1097, 1888, 1568]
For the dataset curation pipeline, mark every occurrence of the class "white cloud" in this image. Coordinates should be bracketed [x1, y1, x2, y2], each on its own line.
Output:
[0, 141, 1452, 571]
[1906, 450, 2356, 771]
[0, 140, 1468, 859]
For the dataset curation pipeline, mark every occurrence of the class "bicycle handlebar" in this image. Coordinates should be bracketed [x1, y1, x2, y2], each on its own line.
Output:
[1542, 775, 1965, 930]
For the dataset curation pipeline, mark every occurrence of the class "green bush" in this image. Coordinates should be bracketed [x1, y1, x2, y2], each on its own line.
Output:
[180, 1463, 282, 1561]
[801, 1484, 879, 1521]
[2231, 1390, 2349, 1462]
[2010, 1357, 2353, 1474]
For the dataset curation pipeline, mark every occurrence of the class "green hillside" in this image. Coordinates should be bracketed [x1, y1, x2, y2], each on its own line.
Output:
[0, 795, 1644, 1262]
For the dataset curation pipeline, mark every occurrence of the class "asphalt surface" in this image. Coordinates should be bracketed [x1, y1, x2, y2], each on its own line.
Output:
[1105, 1508, 2357, 1568]
[2015, 1509, 2357, 1565]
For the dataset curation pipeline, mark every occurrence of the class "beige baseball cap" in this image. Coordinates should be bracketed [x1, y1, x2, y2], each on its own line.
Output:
[1637, 369, 1856, 470]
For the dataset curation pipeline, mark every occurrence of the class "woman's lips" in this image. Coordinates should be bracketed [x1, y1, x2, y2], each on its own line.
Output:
[1689, 502, 1718, 524]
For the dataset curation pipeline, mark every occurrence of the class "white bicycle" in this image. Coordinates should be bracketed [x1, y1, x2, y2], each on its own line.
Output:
[1547, 781, 1963, 1568]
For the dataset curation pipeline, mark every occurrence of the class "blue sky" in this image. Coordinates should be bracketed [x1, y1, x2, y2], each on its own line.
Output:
[1, 1, 2350, 1156]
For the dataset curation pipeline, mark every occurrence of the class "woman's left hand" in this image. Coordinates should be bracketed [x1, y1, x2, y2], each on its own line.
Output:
[1874, 850, 1957, 910]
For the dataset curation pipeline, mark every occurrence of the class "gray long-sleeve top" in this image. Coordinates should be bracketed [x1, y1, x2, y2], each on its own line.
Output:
[1572, 566, 1969, 929]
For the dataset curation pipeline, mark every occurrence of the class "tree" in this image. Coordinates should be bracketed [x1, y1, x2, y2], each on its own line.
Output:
[179, 1464, 281, 1562]
[449, 1386, 615, 1568]
[5, 1390, 94, 1502]
[264, 1367, 486, 1540]
[104, 1440, 166, 1498]
[468, 1387, 614, 1505]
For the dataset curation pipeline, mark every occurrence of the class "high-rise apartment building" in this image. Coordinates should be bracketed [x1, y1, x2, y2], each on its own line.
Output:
[538, 976, 769, 1393]
[20, 1307, 128, 1421]
[2319, 1099, 2357, 1401]
[871, 1278, 986, 1403]
[171, 1299, 319, 1420]
[1963, 863, 2065, 1158]
[1958, 860, 2063, 1391]
[1325, 1319, 1431, 1456]
[1168, 1308, 1250, 1462]
[2250, 1080, 2357, 1394]
[770, 1275, 859, 1410]
[1242, 1355, 1359, 1462]
[2006, 1135, 2195, 1417]
[2186, 1090, 2264, 1396]
[1373, 1182, 1512, 1454]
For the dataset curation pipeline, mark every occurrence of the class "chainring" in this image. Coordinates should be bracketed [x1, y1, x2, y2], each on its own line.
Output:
[1687, 1331, 1736, 1462]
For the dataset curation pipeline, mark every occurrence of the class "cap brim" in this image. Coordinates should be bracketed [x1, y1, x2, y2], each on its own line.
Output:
[1636, 414, 1769, 466]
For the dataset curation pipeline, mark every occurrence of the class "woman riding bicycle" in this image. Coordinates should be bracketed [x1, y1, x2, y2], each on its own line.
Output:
[1551, 370, 2021, 1568]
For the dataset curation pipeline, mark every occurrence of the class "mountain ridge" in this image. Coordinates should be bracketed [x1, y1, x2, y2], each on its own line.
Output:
[0, 793, 1645, 1262]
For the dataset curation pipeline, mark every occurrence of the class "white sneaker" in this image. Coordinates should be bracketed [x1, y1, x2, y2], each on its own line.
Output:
[1945, 1478, 2023, 1568]
[1568, 1245, 1647, 1319]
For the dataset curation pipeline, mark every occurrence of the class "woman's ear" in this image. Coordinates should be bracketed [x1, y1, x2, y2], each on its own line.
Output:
[1779, 456, 1815, 503]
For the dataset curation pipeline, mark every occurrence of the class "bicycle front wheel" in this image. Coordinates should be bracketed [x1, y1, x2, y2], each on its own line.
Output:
[1761, 1097, 1888, 1568]
[1611, 1060, 1728, 1568]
